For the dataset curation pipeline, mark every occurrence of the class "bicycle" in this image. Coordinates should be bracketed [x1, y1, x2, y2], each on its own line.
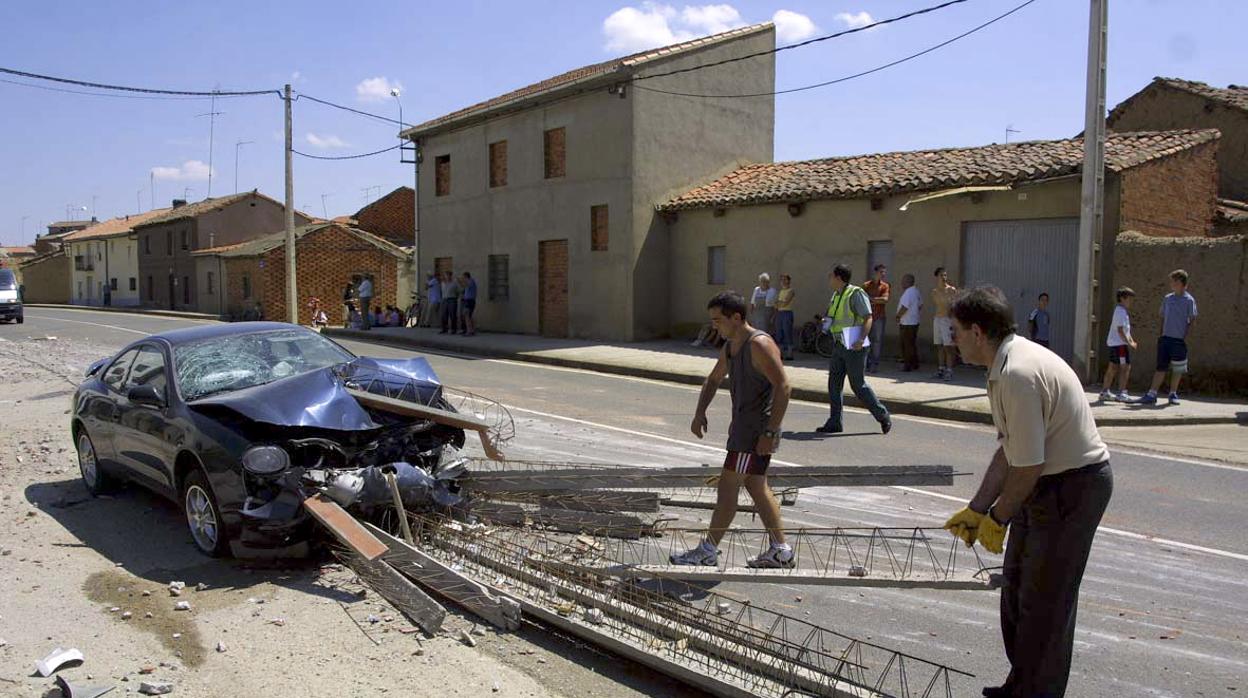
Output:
[798, 315, 837, 358]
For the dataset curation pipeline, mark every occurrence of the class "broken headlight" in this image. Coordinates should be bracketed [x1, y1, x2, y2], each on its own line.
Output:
[242, 445, 290, 475]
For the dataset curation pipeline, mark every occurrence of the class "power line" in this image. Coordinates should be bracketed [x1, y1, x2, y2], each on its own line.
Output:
[0, 65, 277, 96]
[633, 0, 1040, 99]
[295, 93, 407, 127]
[0, 77, 234, 101]
[292, 143, 402, 160]
[633, 0, 970, 84]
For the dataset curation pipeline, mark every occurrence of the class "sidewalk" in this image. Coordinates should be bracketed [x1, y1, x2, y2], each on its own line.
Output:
[25, 303, 221, 322]
[325, 326, 1247, 427]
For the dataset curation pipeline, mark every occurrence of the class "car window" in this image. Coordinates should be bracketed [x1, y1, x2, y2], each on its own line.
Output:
[0, 270, 16, 290]
[103, 349, 140, 392]
[174, 328, 355, 401]
[126, 345, 168, 398]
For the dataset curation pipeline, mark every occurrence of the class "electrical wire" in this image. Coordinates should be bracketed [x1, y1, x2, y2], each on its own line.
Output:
[0, 66, 278, 96]
[634, 0, 970, 83]
[0, 77, 241, 101]
[295, 93, 408, 127]
[632, 0, 1040, 98]
[292, 143, 403, 160]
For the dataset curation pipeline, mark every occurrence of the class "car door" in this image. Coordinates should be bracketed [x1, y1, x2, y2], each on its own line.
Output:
[83, 348, 139, 470]
[113, 344, 180, 494]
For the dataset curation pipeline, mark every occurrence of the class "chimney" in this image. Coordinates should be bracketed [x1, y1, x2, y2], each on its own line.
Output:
[172, 199, 187, 209]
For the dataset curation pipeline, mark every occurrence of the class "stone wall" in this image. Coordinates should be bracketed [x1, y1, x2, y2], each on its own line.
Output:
[1119, 140, 1218, 237]
[1111, 231, 1248, 396]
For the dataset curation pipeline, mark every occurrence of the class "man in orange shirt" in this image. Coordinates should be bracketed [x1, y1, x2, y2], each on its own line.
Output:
[862, 264, 890, 372]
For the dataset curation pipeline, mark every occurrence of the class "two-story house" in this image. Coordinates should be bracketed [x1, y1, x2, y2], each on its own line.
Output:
[61, 208, 172, 306]
[134, 191, 311, 312]
[400, 24, 775, 340]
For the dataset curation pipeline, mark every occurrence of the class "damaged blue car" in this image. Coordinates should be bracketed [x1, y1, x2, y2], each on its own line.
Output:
[71, 322, 469, 557]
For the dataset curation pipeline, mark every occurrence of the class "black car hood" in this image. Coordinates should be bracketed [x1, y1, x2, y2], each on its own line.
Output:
[188, 357, 443, 431]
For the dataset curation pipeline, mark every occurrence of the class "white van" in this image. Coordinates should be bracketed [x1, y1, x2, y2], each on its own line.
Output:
[0, 268, 23, 323]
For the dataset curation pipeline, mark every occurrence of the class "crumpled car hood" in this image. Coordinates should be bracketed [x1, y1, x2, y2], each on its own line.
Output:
[189, 357, 443, 431]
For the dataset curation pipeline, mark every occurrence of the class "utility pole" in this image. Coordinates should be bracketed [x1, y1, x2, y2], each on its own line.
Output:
[1074, 0, 1108, 380]
[394, 88, 421, 306]
[284, 84, 298, 324]
[235, 140, 254, 194]
[197, 91, 224, 198]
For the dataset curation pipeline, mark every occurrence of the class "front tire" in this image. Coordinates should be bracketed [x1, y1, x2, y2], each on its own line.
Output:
[77, 431, 115, 496]
[183, 469, 229, 557]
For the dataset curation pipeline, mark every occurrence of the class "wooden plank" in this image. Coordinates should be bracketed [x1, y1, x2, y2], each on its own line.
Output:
[461, 465, 955, 493]
[555, 563, 991, 591]
[347, 388, 506, 461]
[303, 494, 388, 561]
[339, 550, 447, 634]
[363, 522, 522, 631]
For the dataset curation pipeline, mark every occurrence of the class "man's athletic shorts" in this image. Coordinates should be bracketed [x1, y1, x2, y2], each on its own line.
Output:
[933, 317, 955, 346]
[1108, 344, 1130, 365]
[723, 451, 772, 475]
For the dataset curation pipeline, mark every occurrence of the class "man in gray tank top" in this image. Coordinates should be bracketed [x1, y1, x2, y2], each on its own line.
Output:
[671, 291, 795, 569]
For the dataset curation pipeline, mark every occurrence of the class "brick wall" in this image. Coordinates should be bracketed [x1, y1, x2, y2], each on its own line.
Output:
[1119, 141, 1218, 237]
[1112, 231, 1248, 396]
[224, 257, 263, 319]
[353, 187, 414, 247]
[254, 224, 400, 326]
[17, 252, 70, 304]
[489, 141, 508, 188]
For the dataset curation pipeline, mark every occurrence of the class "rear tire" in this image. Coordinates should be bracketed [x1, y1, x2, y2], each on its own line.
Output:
[183, 469, 229, 557]
[816, 332, 837, 358]
[76, 430, 115, 496]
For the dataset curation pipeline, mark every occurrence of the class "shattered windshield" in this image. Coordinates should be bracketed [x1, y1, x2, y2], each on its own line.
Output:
[175, 329, 356, 401]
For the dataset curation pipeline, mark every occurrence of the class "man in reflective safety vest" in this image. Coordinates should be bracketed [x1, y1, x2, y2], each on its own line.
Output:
[816, 264, 891, 435]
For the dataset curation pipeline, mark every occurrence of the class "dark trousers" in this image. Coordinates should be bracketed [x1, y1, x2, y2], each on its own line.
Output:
[774, 310, 795, 356]
[900, 325, 919, 370]
[360, 297, 372, 330]
[441, 299, 459, 333]
[826, 342, 889, 428]
[1000, 462, 1113, 698]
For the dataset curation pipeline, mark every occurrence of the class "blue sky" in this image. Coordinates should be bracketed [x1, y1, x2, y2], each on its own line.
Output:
[1, 0, 1243, 246]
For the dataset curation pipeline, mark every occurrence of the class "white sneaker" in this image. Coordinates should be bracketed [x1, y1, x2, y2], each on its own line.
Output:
[746, 546, 796, 569]
[1099, 390, 1114, 402]
[670, 545, 719, 566]
[1115, 391, 1132, 403]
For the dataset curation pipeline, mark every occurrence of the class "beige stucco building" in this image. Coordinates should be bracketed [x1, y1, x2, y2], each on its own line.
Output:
[402, 24, 775, 341]
[60, 208, 172, 306]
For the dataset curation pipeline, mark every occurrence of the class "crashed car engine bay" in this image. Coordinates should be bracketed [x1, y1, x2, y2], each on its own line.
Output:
[69, 322, 981, 698]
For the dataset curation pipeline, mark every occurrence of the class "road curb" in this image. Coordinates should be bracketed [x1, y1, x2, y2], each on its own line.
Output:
[326, 328, 1246, 427]
[24, 304, 222, 322]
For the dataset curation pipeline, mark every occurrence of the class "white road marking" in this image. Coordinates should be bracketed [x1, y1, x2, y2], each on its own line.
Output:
[25, 314, 150, 336]
[504, 403, 1248, 564]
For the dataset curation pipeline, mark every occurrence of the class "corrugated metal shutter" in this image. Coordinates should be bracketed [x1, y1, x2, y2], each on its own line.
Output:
[961, 219, 1079, 360]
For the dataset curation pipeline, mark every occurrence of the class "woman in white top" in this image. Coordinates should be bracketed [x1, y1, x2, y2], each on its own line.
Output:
[749, 273, 778, 334]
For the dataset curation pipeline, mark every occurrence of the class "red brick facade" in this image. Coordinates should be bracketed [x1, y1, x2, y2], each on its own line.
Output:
[543, 128, 565, 179]
[1119, 140, 1218, 237]
[353, 187, 414, 247]
[489, 141, 508, 188]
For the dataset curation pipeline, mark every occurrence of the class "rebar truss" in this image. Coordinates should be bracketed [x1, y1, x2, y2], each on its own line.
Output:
[551, 525, 998, 590]
[410, 514, 974, 698]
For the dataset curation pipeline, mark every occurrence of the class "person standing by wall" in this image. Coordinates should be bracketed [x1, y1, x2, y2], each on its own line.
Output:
[862, 264, 890, 372]
[773, 274, 796, 361]
[816, 265, 891, 435]
[423, 272, 441, 328]
[357, 275, 374, 331]
[1100, 287, 1138, 402]
[1028, 292, 1052, 348]
[896, 273, 922, 372]
[460, 271, 478, 336]
[341, 281, 357, 329]
[749, 273, 778, 335]
[1140, 269, 1197, 406]
[941, 286, 1112, 698]
[670, 291, 794, 569]
[931, 267, 958, 380]
[440, 270, 461, 335]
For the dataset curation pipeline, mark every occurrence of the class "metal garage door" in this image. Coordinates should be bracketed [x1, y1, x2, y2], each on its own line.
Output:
[961, 219, 1079, 360]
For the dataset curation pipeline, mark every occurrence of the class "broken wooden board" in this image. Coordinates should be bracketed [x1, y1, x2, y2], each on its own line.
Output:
[553, 562, 993, 590]
[338, 549, 447, 634]
[303, 494, 388, 560]
[363, 522, 522, 631]
[347, 387, 505, 460]
[460, 464, 955, 493]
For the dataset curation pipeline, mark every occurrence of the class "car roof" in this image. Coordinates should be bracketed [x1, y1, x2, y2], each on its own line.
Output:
[145, 321, 323, 347]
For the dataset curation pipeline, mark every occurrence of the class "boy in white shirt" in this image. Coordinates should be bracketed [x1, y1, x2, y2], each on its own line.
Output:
[1099, 287, 1138, 401]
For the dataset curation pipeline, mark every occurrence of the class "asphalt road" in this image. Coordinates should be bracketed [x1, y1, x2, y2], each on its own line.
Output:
[7, 308, 1247, 697]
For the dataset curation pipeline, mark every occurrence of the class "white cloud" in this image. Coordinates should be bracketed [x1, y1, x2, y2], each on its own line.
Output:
[150, 160, 212, 181]
[772, 10, 818, 42]
[835, 11, 875, 29]
[603, 2, 749, 53]
[355, 76, 402, 103]
[306, 133, 349, 149]
[680, 4, 742, 34]
[291, 70, 303, 83]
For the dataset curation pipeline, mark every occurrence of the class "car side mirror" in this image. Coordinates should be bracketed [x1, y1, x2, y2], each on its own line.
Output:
[128, 385, 166, 408]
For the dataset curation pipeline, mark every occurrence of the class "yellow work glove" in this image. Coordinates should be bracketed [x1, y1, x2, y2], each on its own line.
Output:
[976, 512, 1008, 554]
[942, 507, 984, 548]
